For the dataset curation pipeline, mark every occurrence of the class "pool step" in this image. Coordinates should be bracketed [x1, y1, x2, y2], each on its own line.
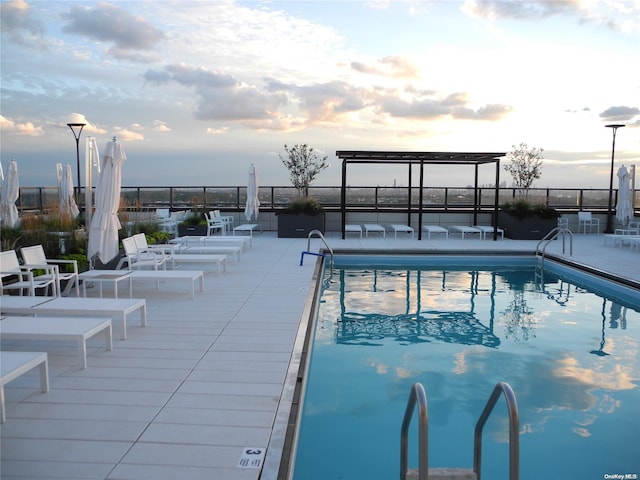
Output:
[407, 467, 477, 480]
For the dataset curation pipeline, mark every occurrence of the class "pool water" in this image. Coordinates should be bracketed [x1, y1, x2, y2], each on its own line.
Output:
[292, 256, 640, 480]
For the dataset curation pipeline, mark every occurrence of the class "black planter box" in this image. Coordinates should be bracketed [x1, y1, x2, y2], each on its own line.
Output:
[277, 213, 325, 238]
[498, 212, 557, 240]
[178, 225, 208, 237]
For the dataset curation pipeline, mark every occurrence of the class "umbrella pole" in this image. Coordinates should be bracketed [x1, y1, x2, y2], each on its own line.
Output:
[84, 137, 95, 227]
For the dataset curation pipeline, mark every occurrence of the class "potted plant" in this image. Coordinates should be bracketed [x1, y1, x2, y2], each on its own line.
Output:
[499, 199, 560, 239]
[178, 211, 208, 237]
[498, 143, 560, 239]
[277, 144, 329, 238]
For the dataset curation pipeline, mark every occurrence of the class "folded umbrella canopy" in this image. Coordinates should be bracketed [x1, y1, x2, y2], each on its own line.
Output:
[87, 138, 126, 264]
[57, 163, 79, 219]
[0, 160, 20, 227]
[615, 164, 633, 227]
[244, 163, 260, 221]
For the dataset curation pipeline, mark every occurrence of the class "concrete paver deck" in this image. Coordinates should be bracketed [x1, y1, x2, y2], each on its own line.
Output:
[1, 232, 637, 479]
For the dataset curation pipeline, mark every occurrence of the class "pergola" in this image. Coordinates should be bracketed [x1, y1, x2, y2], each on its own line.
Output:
[335, 151, 506, 240]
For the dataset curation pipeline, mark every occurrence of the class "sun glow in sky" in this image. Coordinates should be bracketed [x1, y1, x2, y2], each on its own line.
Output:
[1, 0, 639, 189]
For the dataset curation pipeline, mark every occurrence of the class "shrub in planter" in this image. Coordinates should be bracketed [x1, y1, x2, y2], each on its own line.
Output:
[277, 199, 325, 238]
[499, 200, 560, 239]
[277, 144, 329, 238]
[178, 212, 208, 237]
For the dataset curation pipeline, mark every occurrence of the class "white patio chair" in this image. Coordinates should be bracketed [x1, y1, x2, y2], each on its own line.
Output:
[132, 233, 176, 269]
[121, 236, 166, 270]
[205, 211, 225, 236]
[0, 250, 57, 296]
[578, 212, 599, 234]
[156, 209, 186, 237]
[20, 244, 80, 297]
[212, 210, 233, 233]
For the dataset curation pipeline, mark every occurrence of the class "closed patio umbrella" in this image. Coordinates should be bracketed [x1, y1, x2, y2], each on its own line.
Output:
[0, 160, 20, 227]
[615, 164, 632, 227]
[244, 163, 260, 221]
[87, 138, 126, 265]
[57, 163, 79, 219]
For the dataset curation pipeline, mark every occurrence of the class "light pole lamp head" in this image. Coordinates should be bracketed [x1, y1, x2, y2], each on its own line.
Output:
[67, 122, 86, 141]
[605, 124, 626, 130]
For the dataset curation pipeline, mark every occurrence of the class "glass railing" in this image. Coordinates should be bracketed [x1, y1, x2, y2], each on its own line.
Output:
[13, 185, 639, 215]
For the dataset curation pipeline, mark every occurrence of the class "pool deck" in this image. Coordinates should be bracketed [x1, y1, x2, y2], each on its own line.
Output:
[1, 232, 638, 480]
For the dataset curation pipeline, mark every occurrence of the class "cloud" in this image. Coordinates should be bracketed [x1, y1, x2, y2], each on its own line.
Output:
[0, 114, 44, 136]
[206, 127, 229, 135]
[351, 55, 420, 79]
[113, 127, 144, 142]
[599, 105, 640, 124]
[266, 79, 368, 123]
[453, 104, 514, 120]
[377, 91, 512, 121]
[462, 0, 582, 20]
[461, 0, 639, 31]
[0, 0, 46, 47]
[62, 2, 165, 56]
[152, 120, 171, 132]
[64, 113, 107, 135]
[143, 64, 288, 126]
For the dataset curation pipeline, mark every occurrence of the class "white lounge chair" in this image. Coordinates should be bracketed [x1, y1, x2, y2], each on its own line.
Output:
[133, 233, 176, 268]
[179, 243, 241, 263]
[20, 244, 80, 296]
[233, 224, 262, 237]
[578, 212, 599, 234]
[389, 224, 414, 238]
[364, 224, 386, 237]
[125, 235, 226, 273]
[171, 235, 252, 251]
[1, 250, 57, 296]
[1, 351, 49, 422]
[122, 236, 166, 270]
[0, 295, 147, 341]
[0, 316, 113, 369]
[79, 268, 205, 299]
[422, 226, 449, 239]
[449, 226, 482, 239]
[474, 226, 504, 239]
[345, 224, 363, 238]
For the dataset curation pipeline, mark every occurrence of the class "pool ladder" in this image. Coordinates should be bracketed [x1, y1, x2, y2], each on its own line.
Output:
[401, 382, 519, 480]
[299, 230, 334, 268]
[535, 227, 573, 266]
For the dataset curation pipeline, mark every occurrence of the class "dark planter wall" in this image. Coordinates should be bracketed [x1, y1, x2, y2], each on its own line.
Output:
[178, 224, 208, 237]
[498, 212, 557, 240]
[277, 213, 325, 238]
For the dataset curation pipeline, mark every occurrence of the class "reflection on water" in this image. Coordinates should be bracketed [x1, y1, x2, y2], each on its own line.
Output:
[295, 262, 640, 480]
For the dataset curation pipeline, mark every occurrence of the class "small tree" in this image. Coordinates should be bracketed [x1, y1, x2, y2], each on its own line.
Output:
[504, 143, 544, 197]
[279, 144, 329, 198]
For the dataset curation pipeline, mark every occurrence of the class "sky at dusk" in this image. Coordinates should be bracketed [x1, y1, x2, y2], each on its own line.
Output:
[1, 0, 639, 190]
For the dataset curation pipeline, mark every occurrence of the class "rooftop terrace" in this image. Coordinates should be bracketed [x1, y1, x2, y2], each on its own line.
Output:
[1, 232, 638, 479]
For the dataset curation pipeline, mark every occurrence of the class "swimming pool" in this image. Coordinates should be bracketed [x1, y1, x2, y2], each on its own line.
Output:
[289, 255, 640, 480]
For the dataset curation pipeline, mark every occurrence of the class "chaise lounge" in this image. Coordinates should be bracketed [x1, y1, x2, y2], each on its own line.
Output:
[0, 296, 147, 341]
[422, 226, 449, 239]
[449, 226, 483, 239]
[1, 316, 113, 369]
[364, 224, 386, 237]
[0, 351, 49, 422]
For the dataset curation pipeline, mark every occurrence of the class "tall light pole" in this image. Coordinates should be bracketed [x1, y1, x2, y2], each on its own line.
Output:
[605, 124, 625, 233]
[67, 122, 86, 205]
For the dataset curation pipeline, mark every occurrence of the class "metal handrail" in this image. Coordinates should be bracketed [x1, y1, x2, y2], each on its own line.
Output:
[400, 383, 429, 480]
[473, 381, 519, 480]
[306, 230, 334, 268]
[536, 227, 573, 266]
